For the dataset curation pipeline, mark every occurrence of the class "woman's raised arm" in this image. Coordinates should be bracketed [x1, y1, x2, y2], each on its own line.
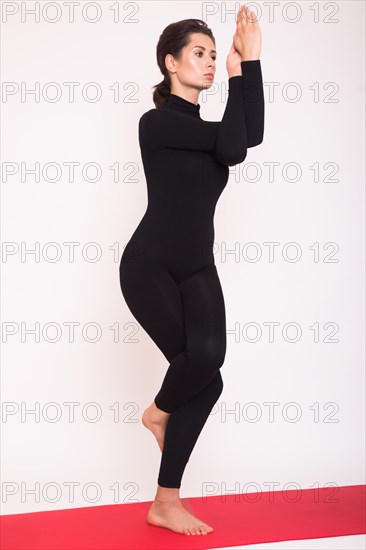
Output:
[241, 59, 265, 147]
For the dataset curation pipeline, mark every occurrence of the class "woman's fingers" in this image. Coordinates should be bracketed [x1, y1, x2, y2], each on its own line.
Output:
[247, 8, 258, 23]
[237, 6, 248, 26]
[238, 4, 258, 24]
[236, 5, 242, 24]
[237, 5, 247, 24]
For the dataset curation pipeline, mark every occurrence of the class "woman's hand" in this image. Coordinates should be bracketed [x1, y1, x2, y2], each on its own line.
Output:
[233, 4, 262, 61]
[226, 40, 243, 78]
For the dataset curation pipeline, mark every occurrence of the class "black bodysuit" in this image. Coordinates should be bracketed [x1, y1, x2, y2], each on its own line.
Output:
[119, 60, 264, 488]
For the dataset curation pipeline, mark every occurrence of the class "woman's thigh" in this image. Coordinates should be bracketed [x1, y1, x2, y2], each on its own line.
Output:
[178, 263, 227, 365]
[119, 258, 186, 362]
[120, 259, 226, 366]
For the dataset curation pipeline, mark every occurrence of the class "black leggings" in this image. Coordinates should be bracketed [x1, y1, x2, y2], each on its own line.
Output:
[119, 258, 226, 488]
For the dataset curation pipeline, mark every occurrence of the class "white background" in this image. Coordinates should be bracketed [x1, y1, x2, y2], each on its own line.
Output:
[1, 0, 365, 515]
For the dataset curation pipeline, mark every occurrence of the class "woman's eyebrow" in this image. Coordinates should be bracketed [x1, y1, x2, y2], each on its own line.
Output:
[193, 45, 217, 54]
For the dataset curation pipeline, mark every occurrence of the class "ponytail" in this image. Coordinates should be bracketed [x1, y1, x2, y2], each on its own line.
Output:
[152, 76, 171, 109]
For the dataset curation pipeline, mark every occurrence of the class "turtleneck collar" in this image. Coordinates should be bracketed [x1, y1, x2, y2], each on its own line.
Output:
[164, 93, 201, 119]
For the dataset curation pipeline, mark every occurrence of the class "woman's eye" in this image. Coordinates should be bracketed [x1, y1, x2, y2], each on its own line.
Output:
[196, 52, 216, 61]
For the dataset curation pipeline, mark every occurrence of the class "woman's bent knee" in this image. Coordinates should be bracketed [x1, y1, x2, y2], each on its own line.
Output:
[190, 345, 226, 374]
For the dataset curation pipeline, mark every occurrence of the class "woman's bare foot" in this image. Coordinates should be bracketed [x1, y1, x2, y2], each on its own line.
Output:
[141, 401, 171, 452]
[147, 486, 214, 536]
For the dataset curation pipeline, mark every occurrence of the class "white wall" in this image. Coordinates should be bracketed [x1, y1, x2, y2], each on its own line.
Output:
[1, 0, 365, 514]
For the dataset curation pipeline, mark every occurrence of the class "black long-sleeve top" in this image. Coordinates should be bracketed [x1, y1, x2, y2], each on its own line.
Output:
[121, 60, 265, 284]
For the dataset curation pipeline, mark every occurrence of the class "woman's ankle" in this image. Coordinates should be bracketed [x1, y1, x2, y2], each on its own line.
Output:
[155, 485, 180, 503]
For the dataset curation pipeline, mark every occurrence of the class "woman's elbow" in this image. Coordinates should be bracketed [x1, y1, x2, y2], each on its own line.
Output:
[216, 147, 247, 167]
[247, 131, 264, 148]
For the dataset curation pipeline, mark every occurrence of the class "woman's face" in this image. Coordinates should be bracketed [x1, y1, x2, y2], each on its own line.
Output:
[167, 33, 217, 90]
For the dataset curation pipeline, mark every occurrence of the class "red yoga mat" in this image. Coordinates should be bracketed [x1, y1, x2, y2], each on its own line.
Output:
[1, 484, 365, 550]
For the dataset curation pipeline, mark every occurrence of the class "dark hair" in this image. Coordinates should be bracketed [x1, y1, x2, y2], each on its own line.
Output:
[152, 19, 215, 109]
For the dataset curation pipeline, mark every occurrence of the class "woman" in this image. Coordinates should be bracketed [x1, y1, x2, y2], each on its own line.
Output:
[119, 5, 264, 536]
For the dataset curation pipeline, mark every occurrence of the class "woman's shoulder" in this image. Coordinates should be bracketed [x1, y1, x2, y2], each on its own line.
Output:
[139, 106, 182, 132]
[138, 109, 160, 135]
[139, 107, 164, 125]
[140, 107, 157, 116]
[139, 106, 172, 119]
